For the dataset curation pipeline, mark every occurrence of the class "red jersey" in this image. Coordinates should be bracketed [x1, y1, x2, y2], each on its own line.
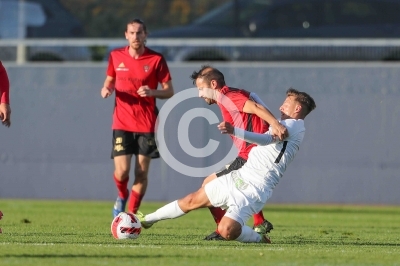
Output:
[0, 61, 10, 104]
[106, 46, 171, 133]
[217, 86, 269, 160]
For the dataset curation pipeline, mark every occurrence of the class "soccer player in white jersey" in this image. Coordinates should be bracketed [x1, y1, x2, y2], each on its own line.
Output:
[137, 88, 316, 243]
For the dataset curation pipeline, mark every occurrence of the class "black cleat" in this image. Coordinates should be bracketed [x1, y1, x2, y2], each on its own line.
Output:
[254, 219, 274, 234]
[204, 231, 225, 241]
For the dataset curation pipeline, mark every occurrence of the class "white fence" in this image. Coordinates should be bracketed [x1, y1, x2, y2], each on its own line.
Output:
[1, 38, 400, 63]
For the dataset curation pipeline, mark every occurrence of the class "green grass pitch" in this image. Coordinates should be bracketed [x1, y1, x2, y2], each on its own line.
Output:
[0, 199, 399, 266]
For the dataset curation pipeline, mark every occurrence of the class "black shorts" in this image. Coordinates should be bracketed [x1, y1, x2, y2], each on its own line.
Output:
[215, 156, 247, 177]
[111, 130, 160, 159]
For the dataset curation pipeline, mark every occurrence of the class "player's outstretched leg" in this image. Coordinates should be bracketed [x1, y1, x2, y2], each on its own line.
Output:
[137, 188, 211, 229]
[137, 200, 186, 229]
[136, 211, 154, 229]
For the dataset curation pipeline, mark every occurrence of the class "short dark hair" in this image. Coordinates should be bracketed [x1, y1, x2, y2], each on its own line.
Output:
[190, 65, 226, 87]
[126, 18, 147, 33]
[286, 88, 316, 117]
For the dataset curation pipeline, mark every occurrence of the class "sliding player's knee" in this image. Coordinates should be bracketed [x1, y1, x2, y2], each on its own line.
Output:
[218, 221, 241, 240]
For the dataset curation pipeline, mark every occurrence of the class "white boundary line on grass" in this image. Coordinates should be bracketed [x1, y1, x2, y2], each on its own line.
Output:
[1, 242, 399, 253]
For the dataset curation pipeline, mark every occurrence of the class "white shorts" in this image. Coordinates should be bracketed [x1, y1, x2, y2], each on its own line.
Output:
[204, 170, 272, 226]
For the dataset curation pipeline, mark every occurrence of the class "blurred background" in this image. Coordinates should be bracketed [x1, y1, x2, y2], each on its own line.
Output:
[2, 0, 400, 62]
[0, 0, 399, 205]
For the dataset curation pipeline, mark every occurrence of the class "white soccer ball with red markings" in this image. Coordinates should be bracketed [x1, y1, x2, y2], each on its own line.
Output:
[111, 212, 142, 240]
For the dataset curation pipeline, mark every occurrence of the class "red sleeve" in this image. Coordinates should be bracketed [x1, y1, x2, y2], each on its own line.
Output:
[156, 56, 171, 83]
[106, 53, 116, 78]
[0, 62, 10, 104]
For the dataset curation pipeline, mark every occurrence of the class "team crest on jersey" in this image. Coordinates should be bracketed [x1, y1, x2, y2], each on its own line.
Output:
[116, 62, 129, 71]
[143, 65, 150, 72]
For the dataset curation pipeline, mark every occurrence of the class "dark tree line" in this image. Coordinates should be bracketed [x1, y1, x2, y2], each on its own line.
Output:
[59, 0, 230, 37]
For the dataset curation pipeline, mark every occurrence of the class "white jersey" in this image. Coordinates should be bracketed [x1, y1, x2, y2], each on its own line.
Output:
[236, 119, 305, 201]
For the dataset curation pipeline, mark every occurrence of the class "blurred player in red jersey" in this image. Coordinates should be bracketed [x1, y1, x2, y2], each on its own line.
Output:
[0, 61, 9, 232]
[0, 210, 3, 233]
[190, 66, 288, 240]
[101, 19, 174, 217]
[0, 61, 11, 128]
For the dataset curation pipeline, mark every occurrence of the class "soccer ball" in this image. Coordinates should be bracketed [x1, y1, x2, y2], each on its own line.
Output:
[111, 212, 142, 240]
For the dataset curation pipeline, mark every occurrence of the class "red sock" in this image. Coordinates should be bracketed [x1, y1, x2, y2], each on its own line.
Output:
[128, 190, 144, 214]
[253, 211, 265, 226]
[113, 175, 129, 199]
[209, 207, 226, 230]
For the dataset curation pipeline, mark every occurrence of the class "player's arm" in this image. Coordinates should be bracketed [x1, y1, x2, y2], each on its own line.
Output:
[152, 80, 174, 99]
[242, 100, 288, 140]
[137, 80, 174, 99]
[249, 92, 270, 111]
[218, 121, 278, 146]
[101, 76, 115, 98]
[0, 63, 10, 104]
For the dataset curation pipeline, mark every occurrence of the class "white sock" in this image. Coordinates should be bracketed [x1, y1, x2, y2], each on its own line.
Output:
[235, 225, 261, 243]
[145, 200, 185, 223]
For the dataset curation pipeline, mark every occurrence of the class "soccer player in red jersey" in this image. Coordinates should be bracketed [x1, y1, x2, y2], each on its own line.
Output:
[101, 19, 174, 217]
[0, 61, 11, 128]
[190, 66, 288, 240]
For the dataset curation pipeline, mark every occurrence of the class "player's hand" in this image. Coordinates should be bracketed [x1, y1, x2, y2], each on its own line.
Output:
[101, 87, 114, 98]
[137, 85, 153, 97]
[0, 103, 11, 128]
[217, 121, 234, 135]
[272, 122, 288, 140]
